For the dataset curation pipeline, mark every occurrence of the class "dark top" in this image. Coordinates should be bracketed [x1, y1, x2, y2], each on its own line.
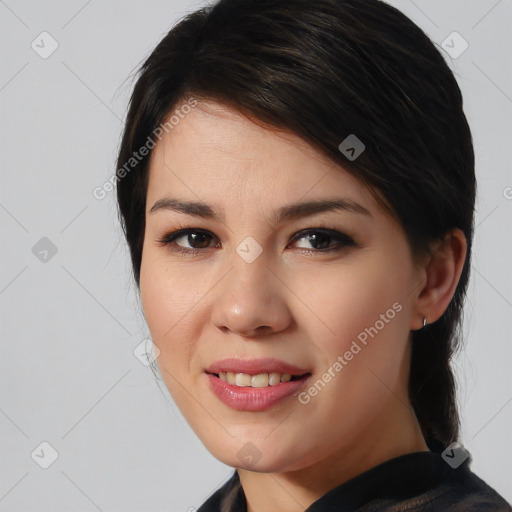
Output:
[198, 451, 511, 511]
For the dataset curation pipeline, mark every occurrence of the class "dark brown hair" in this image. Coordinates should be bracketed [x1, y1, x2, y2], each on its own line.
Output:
[116, 0, 475, 451]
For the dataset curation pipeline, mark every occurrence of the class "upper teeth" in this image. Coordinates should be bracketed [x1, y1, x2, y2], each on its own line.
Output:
[219, 371, 293, 387]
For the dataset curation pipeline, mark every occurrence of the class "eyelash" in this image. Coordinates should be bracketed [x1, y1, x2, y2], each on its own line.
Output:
[155, 225, 356, 256]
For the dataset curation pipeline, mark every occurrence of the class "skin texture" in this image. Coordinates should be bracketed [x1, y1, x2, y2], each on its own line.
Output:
[140, 100, 467, 512]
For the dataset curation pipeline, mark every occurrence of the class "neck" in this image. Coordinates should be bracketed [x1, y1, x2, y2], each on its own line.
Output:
[238, 403, 428, 512]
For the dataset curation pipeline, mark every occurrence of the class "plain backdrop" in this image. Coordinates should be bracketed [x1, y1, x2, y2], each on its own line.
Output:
[1, 1, 511, 510]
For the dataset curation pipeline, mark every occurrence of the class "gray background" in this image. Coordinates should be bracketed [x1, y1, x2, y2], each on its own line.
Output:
[1, 1, 511, 510]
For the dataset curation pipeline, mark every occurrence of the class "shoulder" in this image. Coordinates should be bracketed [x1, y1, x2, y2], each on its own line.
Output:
[305, 451, 511, 512]
[430, 464, 512, 511]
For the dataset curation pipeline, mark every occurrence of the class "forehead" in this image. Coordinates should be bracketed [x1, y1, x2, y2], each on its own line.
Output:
[146, 100, 376, 215]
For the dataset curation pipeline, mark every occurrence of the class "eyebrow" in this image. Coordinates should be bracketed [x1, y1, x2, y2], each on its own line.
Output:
[149, 197, 371, 223]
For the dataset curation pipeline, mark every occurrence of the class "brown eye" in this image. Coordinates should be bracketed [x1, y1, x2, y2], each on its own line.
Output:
[289, 229, 355, 252]
[158, 229, 219, 251]
[299, 232, 331, 250]
[180, 232, 213, 249]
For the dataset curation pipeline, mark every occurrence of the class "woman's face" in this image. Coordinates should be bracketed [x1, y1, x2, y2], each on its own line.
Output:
[140, 99, 426, 473]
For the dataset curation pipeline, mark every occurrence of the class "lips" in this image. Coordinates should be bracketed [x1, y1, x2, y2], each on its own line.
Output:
[205, 358, 312, 411]
[205, 357, 310, 376]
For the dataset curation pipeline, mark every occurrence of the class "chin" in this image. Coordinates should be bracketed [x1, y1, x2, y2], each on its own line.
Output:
[199, 431, 307, 473]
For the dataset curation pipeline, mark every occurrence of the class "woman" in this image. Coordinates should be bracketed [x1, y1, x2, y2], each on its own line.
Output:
[116, 0, 511, 510]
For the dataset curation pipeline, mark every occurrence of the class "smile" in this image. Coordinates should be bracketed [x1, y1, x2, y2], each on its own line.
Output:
[204, 358, 312, 411]
[215, 371, 301, 387]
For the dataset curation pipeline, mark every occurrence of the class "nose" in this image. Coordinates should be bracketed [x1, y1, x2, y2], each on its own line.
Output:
[210, 254, 293, 338]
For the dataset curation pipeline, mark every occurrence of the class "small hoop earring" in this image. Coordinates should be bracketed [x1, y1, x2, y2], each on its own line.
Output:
[423, 317, 427, 328]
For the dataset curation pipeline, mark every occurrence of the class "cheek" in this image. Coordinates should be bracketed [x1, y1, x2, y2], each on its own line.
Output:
[297, 255, 411, 349]
[287, 272, 409, 444]
[139, 253, 206, 377]
[140, 246, 208, 327]
[292, 254, 413, 414]
[140, 263, 207, 419]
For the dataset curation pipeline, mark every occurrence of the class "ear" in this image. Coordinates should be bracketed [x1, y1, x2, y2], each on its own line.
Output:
[411, 228, 467, 331]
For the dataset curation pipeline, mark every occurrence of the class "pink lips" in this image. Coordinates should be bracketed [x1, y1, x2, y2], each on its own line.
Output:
[205, 358, 311, 411]
[205, 357, 309, 376]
